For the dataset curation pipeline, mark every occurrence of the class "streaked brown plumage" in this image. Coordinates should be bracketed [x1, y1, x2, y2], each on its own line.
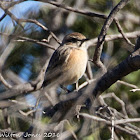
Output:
[43, 32, 88, 88]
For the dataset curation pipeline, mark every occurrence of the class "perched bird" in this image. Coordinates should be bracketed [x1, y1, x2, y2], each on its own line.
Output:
[43, 32, 89, 90]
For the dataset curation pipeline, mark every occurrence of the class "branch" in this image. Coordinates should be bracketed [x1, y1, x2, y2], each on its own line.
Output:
[93, 37, 140, 97]
[115, 118, 140, 125]
[0, 32, 56, 50]
[130, 88, 140, 92]
[0, 83, 34, 100]
[87, 30, 140, 47]
[16, 38, 56, 50]
[0, 0, 26, 22]
[79, 112, 140, 125]
[0, 73, 12, 89]
[114, 18, 135, 47]
[35, 0, 107, 19]
[0, 13, 6, 22]
[93, 0, 130, 71]
[102, 92, 128, 117]
[117, 80, 138, 89]
[0, 2, 24, 28]
[17, 18, 61, 44]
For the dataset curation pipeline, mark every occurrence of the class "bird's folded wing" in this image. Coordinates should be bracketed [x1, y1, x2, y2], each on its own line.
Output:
[42, 45, 72, 87]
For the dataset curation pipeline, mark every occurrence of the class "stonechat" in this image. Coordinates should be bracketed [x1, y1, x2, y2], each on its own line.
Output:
[43, 32, 89, 90]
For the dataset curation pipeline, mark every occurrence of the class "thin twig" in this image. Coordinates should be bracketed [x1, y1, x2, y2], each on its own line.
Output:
[18, 18, 61, 44]
[0, 32, 56, 50]
[130, 88, 140, 92]
[115, 118, 140, 125]
[10, 99, 34, 108]
[19, 109, 36, 116]
[111, 116, 115, 140]
[0, 3, 24, 28]
[16, 37, 56, 50]
[44, 92, 55, 106]
[0, 73, 12, 89]
[0, 13, 6, 22]
[117, 80, 138, 89]
[78, 79, 95, 90]
[87, 30, 140, 47]
[36, 0, 107, 19]
[0, 0, 26, 22]
[114, 18, 135, 47]
[102, 92, 128, 117]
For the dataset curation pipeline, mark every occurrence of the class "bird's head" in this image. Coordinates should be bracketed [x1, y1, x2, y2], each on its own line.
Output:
[61, 32, 89, 48]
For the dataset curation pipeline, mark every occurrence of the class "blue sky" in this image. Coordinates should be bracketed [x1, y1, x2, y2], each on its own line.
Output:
[0, 1, 41, 33]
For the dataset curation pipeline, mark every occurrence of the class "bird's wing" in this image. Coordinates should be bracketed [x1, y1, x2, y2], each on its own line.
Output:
[43, 45, 72, 87]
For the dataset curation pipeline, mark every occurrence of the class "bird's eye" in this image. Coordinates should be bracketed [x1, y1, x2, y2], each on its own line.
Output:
[70, 38, 77, 42]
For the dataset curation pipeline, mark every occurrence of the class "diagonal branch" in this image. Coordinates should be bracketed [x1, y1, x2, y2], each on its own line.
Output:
[0, 0, 26, 22]
[93, 0, 130, 72]
[0, 73, 12, 89]
[35, 0, 107, 19]
[0, 2, 24, 28]
[92, 37, 140, 97]
[18, 18, 61, 44]
[114, 18, 135, 47]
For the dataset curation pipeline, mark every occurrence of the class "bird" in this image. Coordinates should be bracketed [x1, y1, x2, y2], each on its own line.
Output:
[42, 32, 89, 90]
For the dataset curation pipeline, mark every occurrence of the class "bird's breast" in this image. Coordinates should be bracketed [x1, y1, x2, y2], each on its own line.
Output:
[63, 48, 88, 85]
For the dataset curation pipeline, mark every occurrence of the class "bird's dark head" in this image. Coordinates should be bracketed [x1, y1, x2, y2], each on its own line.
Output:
[62, 32, 89, 48]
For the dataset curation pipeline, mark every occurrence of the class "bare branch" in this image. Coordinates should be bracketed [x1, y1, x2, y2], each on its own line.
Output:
[17, 18, 61, 44]
[86, 30, 140, 47]
[0, 13, 6, 22]
[0, 2, 24, 28]
[130, 88, 140, 92]
[0, 0, 26, 22]
[93, 0, 130, 71]
[115, 118, 140, 125]
[0, 83, 34, 100]
[35, 0, 107, 19]
[114, 18, 135, 47]
[117, 80, 138, 89]
[111, 116, 115, 140]
[102, 92, 128, 117]
[0, 32, 56, 50]
[92, 37, 140, 97]
[0, 73, 12, 89]
[0, 42, 15, 69]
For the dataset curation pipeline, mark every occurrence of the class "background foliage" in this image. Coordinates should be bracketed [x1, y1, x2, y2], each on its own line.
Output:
[0, 0, 140, 140]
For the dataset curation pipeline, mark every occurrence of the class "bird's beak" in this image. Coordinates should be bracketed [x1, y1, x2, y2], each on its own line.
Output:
[83, 38, 90, 43]
[82, 38, 90, 48]
[85, 38, 90, 41]
[79, 38, 90, 47]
